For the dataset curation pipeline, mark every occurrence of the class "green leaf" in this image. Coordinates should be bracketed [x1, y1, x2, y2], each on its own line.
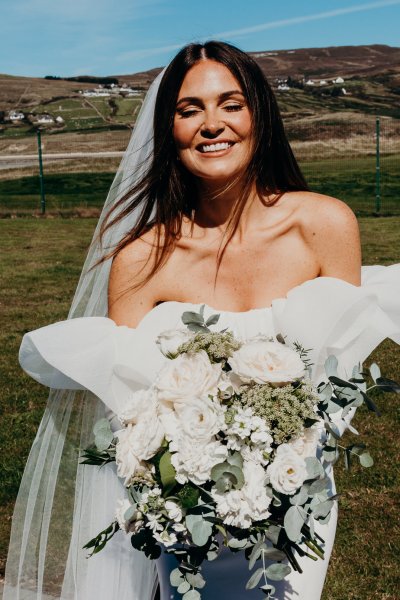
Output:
[359, 452, 374, 467]
[177, 581, 191, 594]
[186, 572, 206, 589]
[329, 376, 358, 389]
[376, 376, 400, 394]
[159, 451, 176, 495]
[290, 484, 310, 506]
[249, 539, 266, 570]
[245, 567, 264, 590]
[325, 355, 338, 378]
[308, 478, 329, 495]
[265, 563, 291, 581]
[305, 457, 325, 479]
[284, 505, 307, 542]
[206, 314, 220, 327]
[312, 499, 334, 519]
[262, 547, 286, 561]
[182, 312, 205, 325]
[94, 429, 114, 452]
[183, 590, 201, 600]
[369, 363, 381, 383]
[361, 391, 382, 416]
[228, 537, 248, 549]
[170, 568, 184, 587]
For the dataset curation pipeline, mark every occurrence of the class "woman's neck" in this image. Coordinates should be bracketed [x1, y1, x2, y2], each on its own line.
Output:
[193, 178, 272, 236]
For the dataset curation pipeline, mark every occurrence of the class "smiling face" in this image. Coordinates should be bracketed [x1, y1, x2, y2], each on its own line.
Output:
[172, 59, 254, 184]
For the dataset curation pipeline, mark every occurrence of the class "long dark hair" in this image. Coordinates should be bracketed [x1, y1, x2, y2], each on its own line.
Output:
[94, 40, 309, 287]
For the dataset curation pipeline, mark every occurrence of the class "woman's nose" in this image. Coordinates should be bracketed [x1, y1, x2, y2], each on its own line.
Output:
[200, 112, 225, 138]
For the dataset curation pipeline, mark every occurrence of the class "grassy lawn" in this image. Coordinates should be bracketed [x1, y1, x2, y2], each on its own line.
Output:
[0, 217, 399, 598]
[1, 156, 399, 214]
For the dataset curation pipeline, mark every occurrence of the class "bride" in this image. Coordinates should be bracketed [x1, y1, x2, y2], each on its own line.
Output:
[4, 41, 400, 600]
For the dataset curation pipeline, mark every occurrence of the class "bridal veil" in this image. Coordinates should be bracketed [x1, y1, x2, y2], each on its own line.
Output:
[3, 68, 167, 600]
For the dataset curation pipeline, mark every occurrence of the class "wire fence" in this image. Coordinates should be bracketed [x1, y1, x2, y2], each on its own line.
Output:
[0, 115, 399, 216]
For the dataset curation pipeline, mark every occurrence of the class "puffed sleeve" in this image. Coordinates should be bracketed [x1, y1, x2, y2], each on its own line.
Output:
[271, 264, 400, 435]
[19, 316, 167, 415]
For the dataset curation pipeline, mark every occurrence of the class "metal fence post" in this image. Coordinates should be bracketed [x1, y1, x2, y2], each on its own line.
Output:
[37, 129, 46, 214]
[375, 117, 381, 214]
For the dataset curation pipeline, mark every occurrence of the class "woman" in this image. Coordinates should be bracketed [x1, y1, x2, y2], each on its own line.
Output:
[4, 41, 400, 600]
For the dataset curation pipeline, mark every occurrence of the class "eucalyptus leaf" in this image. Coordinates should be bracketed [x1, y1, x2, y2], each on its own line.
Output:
[312, 499, 334, 519]
[249, 539, 267, 569]
[205, 314, 220, 327]
[190, 519, 213, 547]
[361, 391, 382, 416]
[305, 456, 325, 479]
[245, 568, 264, 590]
[265, 525, 280, 545]
[182, 312, 205, 325]
[94, 429, 114, 452]
[228, 537, 248, 549]
[170, 567, 184, 587]
[308, 477, 329, 495]
[182, 590, 201, 600]
[324, 355, 338, 378]
[359, 452, 374, 467]
[262, 547, 286, 561]
[329, 376, 358, 390]
[369, 363, 381, 383]
[93, 418, 112, 435]
[265, 563, 291, 581]
[186, 572, 206, 589]
[284, 505, 307, 542]
[290, 484, 310, 506]
[177, 581, 191, 594]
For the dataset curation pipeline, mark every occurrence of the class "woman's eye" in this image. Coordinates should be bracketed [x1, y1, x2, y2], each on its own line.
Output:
[178, 109, 199, 118]
[224, 104, 243, 112]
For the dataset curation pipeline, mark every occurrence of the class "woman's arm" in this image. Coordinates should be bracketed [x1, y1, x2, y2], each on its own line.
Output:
[302, 194, 362, 285]
[108, 236, 161, 328]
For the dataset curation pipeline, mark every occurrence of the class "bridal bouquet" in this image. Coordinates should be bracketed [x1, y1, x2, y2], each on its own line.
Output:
[82, 307, 398, 599]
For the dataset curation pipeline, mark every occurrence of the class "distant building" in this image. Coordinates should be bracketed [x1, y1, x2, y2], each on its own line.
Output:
[37, 114, 54, 124]
[319, 80, 328, 86]
[277, 84, 290, 91]
[8, 110, 25, 121]
[55, 116, 64, 123]
[305, 80, 315, 86]
[333, 76, 344, 84]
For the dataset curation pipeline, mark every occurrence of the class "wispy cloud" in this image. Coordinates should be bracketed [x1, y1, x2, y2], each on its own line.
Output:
[118, 0, 400, 62]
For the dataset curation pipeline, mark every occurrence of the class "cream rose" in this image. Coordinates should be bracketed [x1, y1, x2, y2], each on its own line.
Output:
[267, 444, 308, 495]
[118, 388, 157, 426]
[155, 328, 193, 356]
[228, 340, 305, 386]
[173, 397, 225, 444]
[155, 350, 222, 407]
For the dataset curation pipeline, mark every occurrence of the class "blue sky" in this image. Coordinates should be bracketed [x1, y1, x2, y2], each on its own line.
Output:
[2, 0, 400, 77]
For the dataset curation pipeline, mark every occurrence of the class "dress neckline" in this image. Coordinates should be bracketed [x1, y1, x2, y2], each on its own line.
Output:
[151, 276, 361, 316]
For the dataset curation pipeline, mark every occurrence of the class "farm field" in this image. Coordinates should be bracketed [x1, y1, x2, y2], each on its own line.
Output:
[0, 216, 399, 599]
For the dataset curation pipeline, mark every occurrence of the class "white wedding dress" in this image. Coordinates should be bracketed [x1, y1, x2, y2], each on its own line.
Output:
[13, 266, 400, 600]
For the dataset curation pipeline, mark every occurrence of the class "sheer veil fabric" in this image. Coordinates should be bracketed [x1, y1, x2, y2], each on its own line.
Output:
[3, 68, 167, 600]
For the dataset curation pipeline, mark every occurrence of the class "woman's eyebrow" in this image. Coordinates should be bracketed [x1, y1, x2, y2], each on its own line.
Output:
[176, 90, 245, 107]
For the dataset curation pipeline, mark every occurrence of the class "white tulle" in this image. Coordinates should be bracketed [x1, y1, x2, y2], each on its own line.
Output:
[15, 264, 400, 600]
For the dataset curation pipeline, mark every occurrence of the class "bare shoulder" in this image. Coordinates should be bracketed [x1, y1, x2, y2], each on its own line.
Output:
[286, 191, 361, 283]
[108, 226, 164, 327]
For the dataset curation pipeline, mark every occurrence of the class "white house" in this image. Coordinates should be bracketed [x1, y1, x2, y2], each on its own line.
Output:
[319, 80, 328, 86]
[277, 84, 290, 91]
[37, 115, 54, 124]
[333, 76, 344, 84]
[8, 110, 25, 121]
[305, 80, 315, 86]
[55, 116, 64, 123]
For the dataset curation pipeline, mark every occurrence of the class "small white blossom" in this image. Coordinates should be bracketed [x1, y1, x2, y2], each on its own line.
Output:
[170, 436, 228, 485]
[146, 513, 164, 533]
[154, 529, 178, 547]
[165, 500, 183, 522]
[156, 328, 193, 356]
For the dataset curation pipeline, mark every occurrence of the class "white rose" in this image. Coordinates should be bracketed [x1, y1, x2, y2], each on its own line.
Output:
[170, 436, 228, 485]
[228, 340, 305, 386]
[267, 444, 308, 495]
[290, 425, 321, 460]
[173, 397, 225, 444]
[118, 388, 157, 426]
[165, 500, 183, 522]
[156, 328, 193, 356]
[155, 350, 222, 408]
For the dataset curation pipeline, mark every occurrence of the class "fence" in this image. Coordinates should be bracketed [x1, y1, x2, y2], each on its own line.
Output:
[0, 115, 399, 215]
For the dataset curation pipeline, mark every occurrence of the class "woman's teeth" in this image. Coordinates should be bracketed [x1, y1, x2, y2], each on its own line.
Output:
[199, 142, 233, 153]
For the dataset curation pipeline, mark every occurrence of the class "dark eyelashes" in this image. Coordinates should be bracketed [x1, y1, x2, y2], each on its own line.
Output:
[177, 105, 245, 118]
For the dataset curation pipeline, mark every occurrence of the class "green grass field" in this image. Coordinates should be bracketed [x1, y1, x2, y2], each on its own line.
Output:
[0, 155, 399, 215]
[0, 217, 399, 599]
